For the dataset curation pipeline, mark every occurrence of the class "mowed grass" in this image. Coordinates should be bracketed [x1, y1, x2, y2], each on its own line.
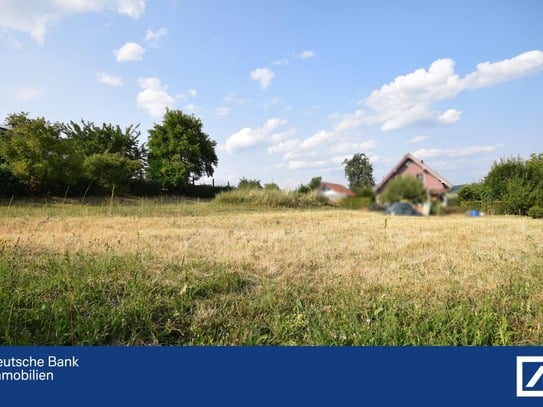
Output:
[1, 201, 542, 345]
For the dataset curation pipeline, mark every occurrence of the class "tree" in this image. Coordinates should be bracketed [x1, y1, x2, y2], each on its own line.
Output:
[0, 112, 81, 195]
[147, 110, 218, 191]
[482, 155, 540, 215]
[62, 120, 145, 192]
[380, 175, 427, 204]
[238, 177, 262, 189]
[343, 153, 375, 191]
[457, 183, 482, 202]
[297, 176, 322, 193]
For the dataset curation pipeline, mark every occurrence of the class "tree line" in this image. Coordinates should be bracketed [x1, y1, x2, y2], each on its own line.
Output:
[458, 154, 543, 217]
[0, 110, 219, 197]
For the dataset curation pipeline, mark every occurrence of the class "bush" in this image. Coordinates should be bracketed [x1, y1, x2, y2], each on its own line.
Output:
[528, 206, 543, 219]
[380, 175, 427, 204]
[213, 189, 333, 208]
[339, 197, 372, 210]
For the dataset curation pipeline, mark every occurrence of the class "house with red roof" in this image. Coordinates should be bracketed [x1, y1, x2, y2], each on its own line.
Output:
[316, 182, 356, 201]
[373, 153, 453, 205]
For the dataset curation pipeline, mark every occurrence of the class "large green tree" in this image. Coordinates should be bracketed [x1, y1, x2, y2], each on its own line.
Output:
[0, 112, 81, 194]
[62, 120, 145, 192]
[343, 153, 375, 191]
[147, 110, 218, 191]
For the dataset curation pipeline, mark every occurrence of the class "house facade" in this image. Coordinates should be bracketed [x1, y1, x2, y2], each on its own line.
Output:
[316, 182, 356, 201]
[373, 153, 453, 204]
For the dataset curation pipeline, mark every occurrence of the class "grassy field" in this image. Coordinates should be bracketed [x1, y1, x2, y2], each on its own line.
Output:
[1, 199, 542, 345]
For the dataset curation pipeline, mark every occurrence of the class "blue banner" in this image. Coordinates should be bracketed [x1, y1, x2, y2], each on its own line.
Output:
[1, 346, 543, 406]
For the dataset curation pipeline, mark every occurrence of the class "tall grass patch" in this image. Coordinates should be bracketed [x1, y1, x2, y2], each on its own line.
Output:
[213, 189, 333, 208]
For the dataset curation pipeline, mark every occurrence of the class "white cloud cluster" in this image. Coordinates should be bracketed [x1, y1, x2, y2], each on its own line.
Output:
[0, 0, 146, 44]
[250, 68, 275, 90]
[136, 77, 175, 117]
[412, 144, 505, 159]
[96, 72, 123, 86]
[114, 42, 145, 62]
[334, 50, 543, 132]
[224, 118, 291, 153]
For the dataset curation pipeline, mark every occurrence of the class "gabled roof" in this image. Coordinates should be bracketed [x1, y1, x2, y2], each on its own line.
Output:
[373, 153, 453, 194]
[320, 182, 356, 197]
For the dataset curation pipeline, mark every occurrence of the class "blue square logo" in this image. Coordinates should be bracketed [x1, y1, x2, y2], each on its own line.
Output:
[517, 356, 543, 397]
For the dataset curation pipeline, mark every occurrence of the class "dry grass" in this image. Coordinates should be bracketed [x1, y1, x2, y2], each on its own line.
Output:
[2, 209, 541, 294]
[1, 204, 542, 344]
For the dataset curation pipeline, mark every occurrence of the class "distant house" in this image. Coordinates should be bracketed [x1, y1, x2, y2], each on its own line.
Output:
[373, 153, 453, 204]
[316, 182, 356, 201]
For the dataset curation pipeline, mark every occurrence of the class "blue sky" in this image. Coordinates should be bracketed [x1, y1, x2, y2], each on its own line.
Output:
[1, 1, 542, 189]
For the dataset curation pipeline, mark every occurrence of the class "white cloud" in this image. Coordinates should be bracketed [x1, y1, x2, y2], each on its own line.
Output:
[334, 50, 543, 133]
[145, 27, 168, 43]
[224, 93, 246, 105]
[287, 156, 345, 170]
[273, 58, 290, 66]
[96, 72, 123, 87]
[334, 109, 375, 132]
[267, 139, 302, 155]
[15, 86, 44, 102]
[250, 67, 275, 89]
[413, 144, 505, 159]
[214, 107, 230, 118]
[0, 0, 146, 44]
[225, 118, 288, 154]
[114, 42, 145, 62]
[115, 0, 146, 18]
[296, 50, 316, 59]
[175, 88, 198, 100]
[461, 50, 543, 89]
[136, 77, 175, 117]
[0, 29, 22, 48]
[299, 130, 335, 150]
[406, 135, 429, 144]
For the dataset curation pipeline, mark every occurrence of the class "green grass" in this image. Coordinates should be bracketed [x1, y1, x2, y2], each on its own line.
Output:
[1, 242, 540, 345]
[1, 200, 542, 345]
[212, 189, 334, 209]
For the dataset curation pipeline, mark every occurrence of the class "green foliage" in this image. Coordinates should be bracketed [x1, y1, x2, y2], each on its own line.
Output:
[83, 153, 142, 193]
[339, 197, 372, 210]
[147, 109, 218, 190]
[482, 154, 543, 215]
[528, 206, 543, 219]
[264, 182, 281, 191]
[380, 175, 427, 204]
[237, 177, 262, 189]
[62, 120, 145, 161]
[1, 245, 538, 345]
[457, 183, 482, 202]
[352, 185, 375, 199]
[297, 176, 322, 194]
[343, 153, 375, 190]
[1, 112, 81, 195]
[213, 189, 332, 208]
[62, 120, 145, 192]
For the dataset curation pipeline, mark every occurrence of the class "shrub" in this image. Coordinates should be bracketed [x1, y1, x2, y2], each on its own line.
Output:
[339, 197, 372, 210]
[380, 175, 427, 204]
[528, 206, 543, 219]
[213, 189, 332, 208]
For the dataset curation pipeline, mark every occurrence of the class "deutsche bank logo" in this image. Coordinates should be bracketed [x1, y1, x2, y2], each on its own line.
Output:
[517, 356, 543, 397]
